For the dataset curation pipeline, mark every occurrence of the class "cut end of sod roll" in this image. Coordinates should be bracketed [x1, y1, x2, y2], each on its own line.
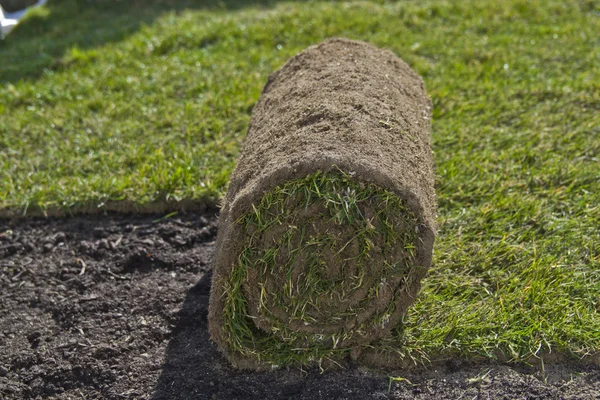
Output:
[208, 38, 436, 369]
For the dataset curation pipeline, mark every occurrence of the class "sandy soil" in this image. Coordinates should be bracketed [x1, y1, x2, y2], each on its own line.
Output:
[1, 211, 598, 399]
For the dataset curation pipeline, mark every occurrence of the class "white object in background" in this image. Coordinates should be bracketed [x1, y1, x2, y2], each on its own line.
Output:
[0, 0, 47, 38]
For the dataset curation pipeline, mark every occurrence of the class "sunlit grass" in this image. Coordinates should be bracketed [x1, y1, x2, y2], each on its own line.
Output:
[1, 0, 598, 366]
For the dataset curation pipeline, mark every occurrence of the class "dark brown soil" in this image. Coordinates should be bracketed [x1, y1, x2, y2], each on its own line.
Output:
[1, 211, 599, 399]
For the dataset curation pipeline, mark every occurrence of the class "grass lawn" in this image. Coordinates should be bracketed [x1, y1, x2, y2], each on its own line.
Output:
[1, 0, 599, 366]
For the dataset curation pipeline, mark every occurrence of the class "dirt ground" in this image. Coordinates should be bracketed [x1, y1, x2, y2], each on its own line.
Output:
[1, 211, 598, 399]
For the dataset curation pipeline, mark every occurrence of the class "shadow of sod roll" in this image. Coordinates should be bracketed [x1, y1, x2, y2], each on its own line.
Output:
[208, 38, 436, 370]
[0, 0, 38, 12]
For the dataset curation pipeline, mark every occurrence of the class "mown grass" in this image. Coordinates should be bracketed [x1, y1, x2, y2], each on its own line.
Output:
[1, 0, 599, 366]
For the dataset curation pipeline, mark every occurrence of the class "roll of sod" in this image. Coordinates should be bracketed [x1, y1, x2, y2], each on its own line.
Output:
[209, 38, 436, 369]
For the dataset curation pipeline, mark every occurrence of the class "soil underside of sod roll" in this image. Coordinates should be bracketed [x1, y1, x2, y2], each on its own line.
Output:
[209, 38, 436, 369]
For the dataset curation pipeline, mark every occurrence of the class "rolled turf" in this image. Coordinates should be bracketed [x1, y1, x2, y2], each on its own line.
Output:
[208, 38, 436, 369]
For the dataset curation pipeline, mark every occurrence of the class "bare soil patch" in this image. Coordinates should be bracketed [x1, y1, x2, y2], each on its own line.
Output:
[1, 212, 598, 399]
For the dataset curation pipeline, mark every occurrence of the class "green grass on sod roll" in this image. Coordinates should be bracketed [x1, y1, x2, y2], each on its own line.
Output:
[221, 170, 419, 366]
[1, 0, 599, 366]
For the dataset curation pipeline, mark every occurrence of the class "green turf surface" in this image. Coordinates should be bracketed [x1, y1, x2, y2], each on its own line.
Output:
[1, 0, 599, 365]
[222, 171, 419, 367]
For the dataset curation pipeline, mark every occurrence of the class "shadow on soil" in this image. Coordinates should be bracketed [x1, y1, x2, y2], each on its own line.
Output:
[0, 0, 282, 83]
[151, 271, 389, 400]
